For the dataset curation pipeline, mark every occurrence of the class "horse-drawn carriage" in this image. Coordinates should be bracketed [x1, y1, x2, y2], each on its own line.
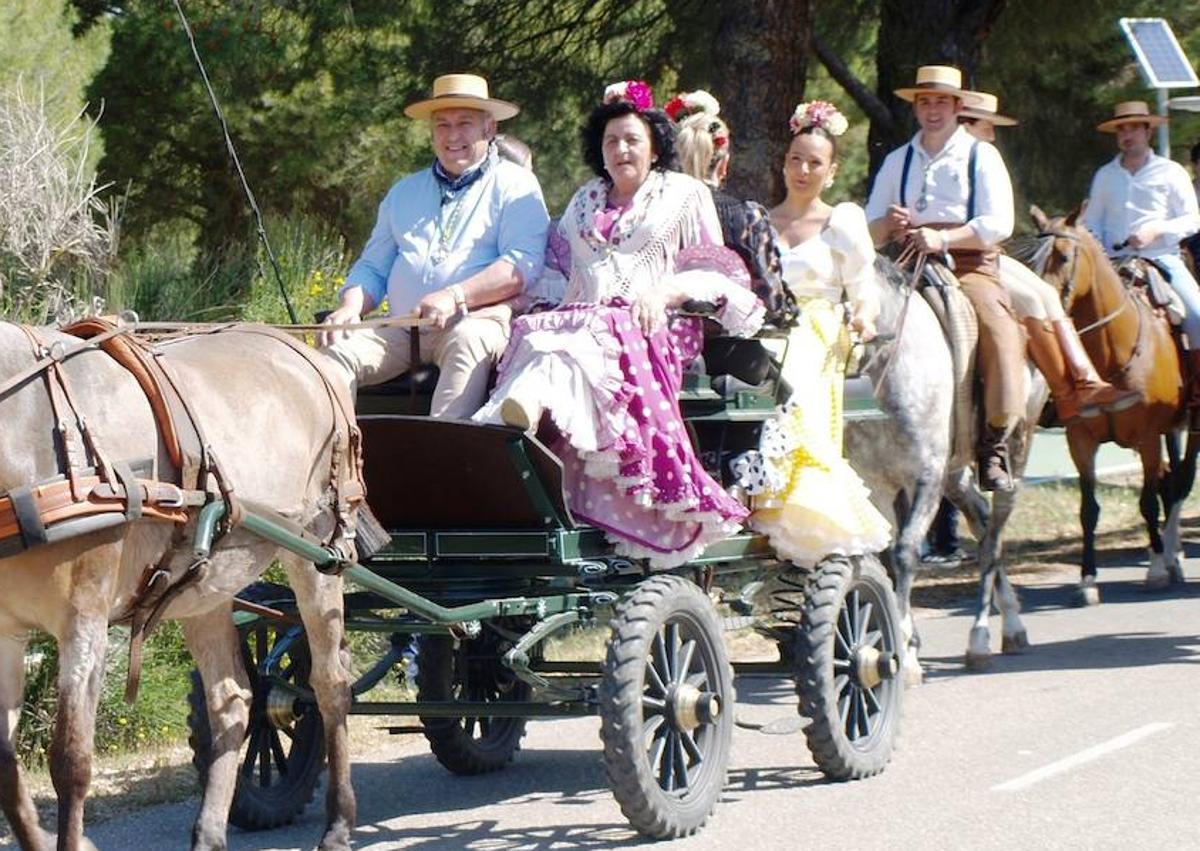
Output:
[186, 327, 905, 839]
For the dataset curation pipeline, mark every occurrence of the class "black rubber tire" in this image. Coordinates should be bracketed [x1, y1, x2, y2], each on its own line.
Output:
[416, 633, 528, 775]
[795, 554, 903, 780]
[187, 619, 325, 830]
[599, 575, 734, 839]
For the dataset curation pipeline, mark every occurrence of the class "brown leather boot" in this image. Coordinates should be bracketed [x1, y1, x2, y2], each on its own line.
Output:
[978, 423, 1014, 492]
[1053, 318, 1141, 414]
[1024, 318, 1095, 422]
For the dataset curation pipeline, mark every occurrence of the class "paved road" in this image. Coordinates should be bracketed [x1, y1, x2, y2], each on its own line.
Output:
[28, 557, 1200, 851]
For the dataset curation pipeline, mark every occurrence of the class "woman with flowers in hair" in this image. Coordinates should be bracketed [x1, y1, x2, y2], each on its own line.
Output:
[474, 81, 764, 568]
[669, 90, 797, 326]
[733, 101, 892, 565]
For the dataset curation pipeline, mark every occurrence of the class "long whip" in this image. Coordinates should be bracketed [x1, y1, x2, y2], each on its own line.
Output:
[171, 0, 299, 324]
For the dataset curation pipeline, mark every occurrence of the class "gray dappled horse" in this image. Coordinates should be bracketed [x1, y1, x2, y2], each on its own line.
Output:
[0, 323, 357, 851]
[845, 258, 1048, 676]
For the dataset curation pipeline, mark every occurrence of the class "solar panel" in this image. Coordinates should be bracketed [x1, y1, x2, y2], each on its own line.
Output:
[1120, 18, 1198, 88]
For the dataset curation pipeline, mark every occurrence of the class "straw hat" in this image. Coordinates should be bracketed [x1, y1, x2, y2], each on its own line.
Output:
[894, 65, 984, 105]
[1096, 100, 1167, 133]
[959, 91, 1018, 126]
[404, 73, 519, 121]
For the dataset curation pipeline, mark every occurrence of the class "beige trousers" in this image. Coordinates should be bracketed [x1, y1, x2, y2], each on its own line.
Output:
[957, 269, 1027, 428]
[998, 254, 1065, 323]
[321, 304, 511, 419]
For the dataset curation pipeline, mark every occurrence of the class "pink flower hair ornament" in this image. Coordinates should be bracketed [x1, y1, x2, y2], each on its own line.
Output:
[789, 100, 849, 136]
[603, 80, 655, 112]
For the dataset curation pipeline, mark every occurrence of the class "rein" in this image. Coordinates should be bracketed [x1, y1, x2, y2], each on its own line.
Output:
[862, 246, 926, 390]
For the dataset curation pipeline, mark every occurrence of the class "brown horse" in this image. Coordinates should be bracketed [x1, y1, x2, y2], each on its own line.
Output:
[0, 323, 358, 850]
[1019, 209, 1197, 603]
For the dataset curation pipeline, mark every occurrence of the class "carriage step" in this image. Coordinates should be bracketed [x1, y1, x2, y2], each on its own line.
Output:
[734, 715, 807, 735]
[384, 725, 425, 735]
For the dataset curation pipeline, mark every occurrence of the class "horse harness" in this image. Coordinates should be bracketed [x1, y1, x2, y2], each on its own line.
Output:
[0, 318, 366, 699]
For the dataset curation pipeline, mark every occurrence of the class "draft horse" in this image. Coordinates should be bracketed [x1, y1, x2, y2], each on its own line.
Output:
[1017, 208, 1199, 603]
[0, 322, 359, 851]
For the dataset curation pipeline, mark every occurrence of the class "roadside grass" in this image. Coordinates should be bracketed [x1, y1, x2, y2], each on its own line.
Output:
[3, 472, 1196, 839]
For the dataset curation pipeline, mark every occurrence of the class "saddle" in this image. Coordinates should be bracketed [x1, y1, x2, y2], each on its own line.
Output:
[1117, 258, 1185, 326]
[914, 261, 979, 474]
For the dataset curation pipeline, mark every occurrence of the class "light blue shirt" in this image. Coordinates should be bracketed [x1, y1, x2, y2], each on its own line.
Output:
[344, 156, 550, 315]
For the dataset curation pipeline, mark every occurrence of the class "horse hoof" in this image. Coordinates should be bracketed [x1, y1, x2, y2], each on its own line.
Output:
[1168, 561, 1185, 584]
[1075, 584, 1100, 606]
[1143, 572, 1172, 591]
[1002, 630, 1030, 654]
[902, 654, 924, 687]
[964, 650, 993, 671]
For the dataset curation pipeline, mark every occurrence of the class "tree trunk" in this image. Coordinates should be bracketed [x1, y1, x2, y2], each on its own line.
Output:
[869, 0, 1008, 178]
[710, 0, 814, 205]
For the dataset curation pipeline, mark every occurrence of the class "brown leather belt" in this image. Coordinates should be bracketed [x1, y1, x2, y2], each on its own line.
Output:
[924, 222, 1000, 278]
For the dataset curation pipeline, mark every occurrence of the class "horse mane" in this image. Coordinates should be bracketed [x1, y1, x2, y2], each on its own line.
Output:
[1007, 235, 1054, 276]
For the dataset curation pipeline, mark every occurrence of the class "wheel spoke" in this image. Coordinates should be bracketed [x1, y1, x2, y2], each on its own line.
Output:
[856, 690, 872, 739]
[863, 683, 882, 715]
[861, 629, 883, 650]
[645, 657, 668, 698]
[833, 673, 850, 696]
[648, 725, 668, 770]
[665, 623, 680, 682]
[642, 695, 667, 715]
[660, 731, 677, 792]
[464, 716, 477, 739]
[269, 729, 289, 776]
[673, 732, 690, 790]
[240, 725, 262, 777]
[838, 606, 854, 651]
[679, 727, 703, 764]
[834, 627, 854, 658]
[832, 658, 851, 671]
[675, 639, 697, 687]
[258, 728, 273, 788]
[653, 632, 672, 684]
[685, 671, 709, 690]
[856, 600, 874, 644]
[643, 713, 667, 744]
[838, 690, 851, 728]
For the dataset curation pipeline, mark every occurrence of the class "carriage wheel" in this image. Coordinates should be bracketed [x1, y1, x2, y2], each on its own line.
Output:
[417, 633, 529, 775]
[599, 575, 734, 839]
[795, 554, 902, 780]
[187, 618, 325, 830]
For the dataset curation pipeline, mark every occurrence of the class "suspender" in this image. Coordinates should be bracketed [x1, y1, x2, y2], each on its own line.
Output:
[899, 139, 979, 219]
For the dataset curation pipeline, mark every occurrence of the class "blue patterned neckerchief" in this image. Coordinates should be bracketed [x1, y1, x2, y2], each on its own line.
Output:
[432, 144, 496, 204]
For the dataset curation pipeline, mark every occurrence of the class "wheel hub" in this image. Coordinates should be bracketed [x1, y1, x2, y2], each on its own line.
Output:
[670, 683, 721, 730]
[853, 646, 899, 689]
[265, 685, 299, 730]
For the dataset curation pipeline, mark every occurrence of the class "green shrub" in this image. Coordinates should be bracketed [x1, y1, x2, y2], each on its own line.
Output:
[18, 623, 193, 767]
[240, 214, 351, 325]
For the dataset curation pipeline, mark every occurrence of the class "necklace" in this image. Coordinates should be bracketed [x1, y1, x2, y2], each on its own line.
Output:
[431, 189, 468, 266]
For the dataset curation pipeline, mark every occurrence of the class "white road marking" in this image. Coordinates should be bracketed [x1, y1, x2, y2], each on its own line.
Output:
[993, 722, 1174, 792]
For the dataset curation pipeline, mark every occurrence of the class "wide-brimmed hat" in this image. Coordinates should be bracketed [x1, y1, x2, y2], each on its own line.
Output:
[1097, 100, 1167, 133]
[404, 74, 519, 121]
[894, 65, 984, 105]
[959, 91, 1018, 126]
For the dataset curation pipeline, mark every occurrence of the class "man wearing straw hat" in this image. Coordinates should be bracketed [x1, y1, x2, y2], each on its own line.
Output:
[960, 91, 1139, 422]
[1082, 100, 1200, 402]
[866, 65, 1025, 491]
[320, 73, 550, 418]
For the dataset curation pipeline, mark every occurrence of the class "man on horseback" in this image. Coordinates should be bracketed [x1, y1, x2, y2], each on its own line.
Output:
[959, 92, 1140, 422]
[866, 65, 1025, 491]
[1082, 101, 1200, 402]
[320, 73, 551, 418]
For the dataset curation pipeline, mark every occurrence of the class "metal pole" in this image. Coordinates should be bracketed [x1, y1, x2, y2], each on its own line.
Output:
[1158, 88, 1170, 157]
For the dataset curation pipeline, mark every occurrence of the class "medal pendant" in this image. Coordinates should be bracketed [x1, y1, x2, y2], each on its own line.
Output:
[915, 196, 928, 213]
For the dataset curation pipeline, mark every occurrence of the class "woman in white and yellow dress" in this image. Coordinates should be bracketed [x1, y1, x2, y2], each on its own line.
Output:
[733, 101, 891, 565]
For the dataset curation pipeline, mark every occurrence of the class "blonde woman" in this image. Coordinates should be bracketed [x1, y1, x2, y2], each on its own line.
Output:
[732, 102, 891, 565]
[669, 90, 797, 326]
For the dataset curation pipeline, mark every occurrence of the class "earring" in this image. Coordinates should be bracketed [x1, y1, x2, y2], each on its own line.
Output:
[824, 176, 836, 189]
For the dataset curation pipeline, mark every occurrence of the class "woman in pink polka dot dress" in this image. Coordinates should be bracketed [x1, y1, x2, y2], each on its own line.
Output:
[473, 82, 764, 567]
